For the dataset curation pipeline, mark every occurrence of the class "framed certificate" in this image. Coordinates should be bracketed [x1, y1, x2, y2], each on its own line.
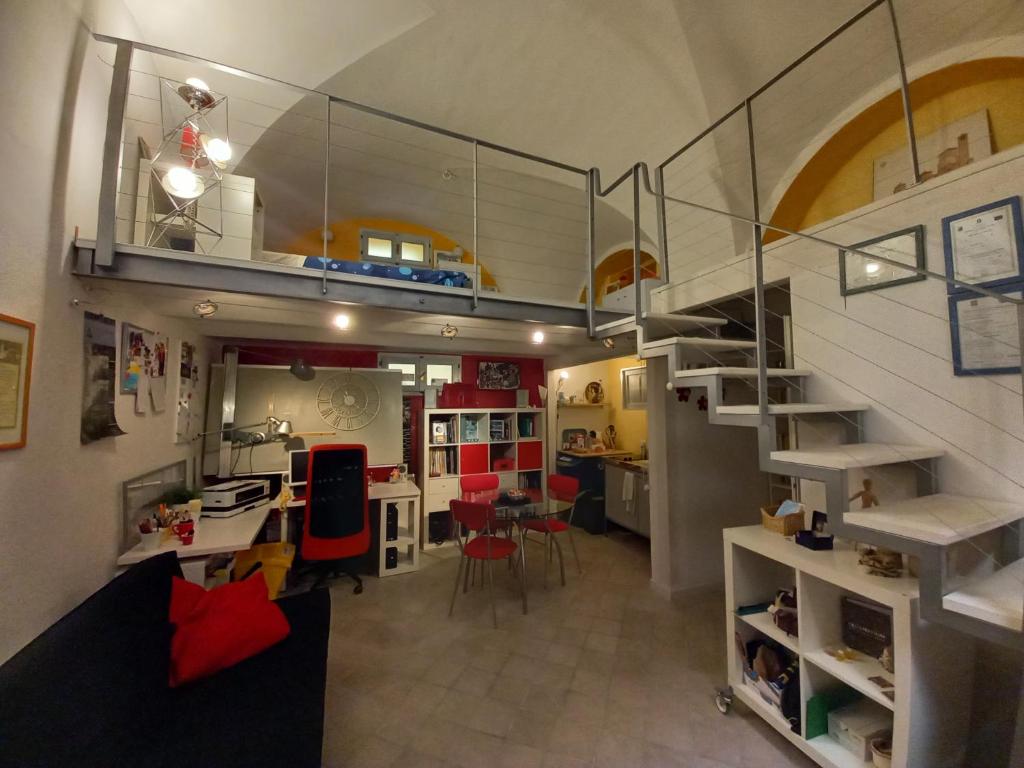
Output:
[0, 313, 35, 450]
[948, 286, 1022, 376]
[942, 197, 1024, 294]
[839, 225, 925, 296]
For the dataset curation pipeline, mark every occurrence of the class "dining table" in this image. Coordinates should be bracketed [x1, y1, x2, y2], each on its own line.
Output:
[458, 486, 555, 613]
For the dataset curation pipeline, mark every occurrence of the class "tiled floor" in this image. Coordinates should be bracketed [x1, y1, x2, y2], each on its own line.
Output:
[322, 529, 816, 768]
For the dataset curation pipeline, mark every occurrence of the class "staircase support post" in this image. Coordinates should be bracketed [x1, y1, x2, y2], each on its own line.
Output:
[744, 100, 770, 431]
[586, 169, 596, 338]
[632, 165, 643, 329]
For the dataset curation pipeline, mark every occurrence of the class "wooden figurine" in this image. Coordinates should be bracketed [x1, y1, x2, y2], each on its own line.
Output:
[849, 478, 880, 509]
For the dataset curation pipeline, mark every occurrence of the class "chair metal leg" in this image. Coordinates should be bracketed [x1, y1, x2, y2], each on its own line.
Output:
[566, 528, 582, 575]
[464, 553, 472, 594]
[487, 558, 497, 628]
[518, 525, 529, 614]
[450, 553, 465, 617]
[551, 533, 566, 586]
[543, 533, 551, 589]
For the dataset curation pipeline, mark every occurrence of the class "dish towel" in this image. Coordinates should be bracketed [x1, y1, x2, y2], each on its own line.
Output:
[622, 470, 635, 512]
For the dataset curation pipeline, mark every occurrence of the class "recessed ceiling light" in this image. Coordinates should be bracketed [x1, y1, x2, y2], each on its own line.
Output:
[602, 337, 616, 349]
[332, 313, 351, 330]
[193, 300, 218, 318]
[532, 330, 545, 344]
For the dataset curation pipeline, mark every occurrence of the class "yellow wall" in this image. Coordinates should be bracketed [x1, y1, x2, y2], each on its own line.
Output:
[578, 249, 659, 305]
[285, 217, 498, 288]
[766, 58, 1024, 243]
[555, 356, 647, 454]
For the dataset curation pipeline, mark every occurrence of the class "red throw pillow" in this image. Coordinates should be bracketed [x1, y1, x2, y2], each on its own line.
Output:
[168, 573, 290, 687]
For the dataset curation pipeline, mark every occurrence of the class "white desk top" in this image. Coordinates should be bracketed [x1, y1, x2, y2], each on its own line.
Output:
[369, 480, 420, 500]
[117, 503, 272, 566]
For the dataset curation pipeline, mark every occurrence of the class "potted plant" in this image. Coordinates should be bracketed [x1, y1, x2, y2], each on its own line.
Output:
[159, 487, 203, 528]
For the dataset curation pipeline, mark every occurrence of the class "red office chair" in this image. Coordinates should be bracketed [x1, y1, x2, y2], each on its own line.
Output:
[521, 474, 583, 587]
[449, 499, 525, 627]
[300, 444, 369, 594]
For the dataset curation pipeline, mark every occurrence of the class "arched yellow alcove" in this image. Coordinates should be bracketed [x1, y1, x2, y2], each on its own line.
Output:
[578, 248, 659, 306]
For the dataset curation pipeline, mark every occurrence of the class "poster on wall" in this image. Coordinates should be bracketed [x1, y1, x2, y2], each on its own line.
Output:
[872, 110, 992, 200]
[174, 340, 200, 443]
[948, 287, 1022, 376]
[81, 312, 126, 443]
[120, 323, 148, 394]
[0, 313, 34, 450]
[942, 197, 1024, 294]
[148, 333, 168, 412]
[477, 361, 521, 390]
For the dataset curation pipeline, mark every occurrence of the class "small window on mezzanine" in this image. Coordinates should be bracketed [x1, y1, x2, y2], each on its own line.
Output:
[360, 229, 432, 266]
[379, 354, 461, 391]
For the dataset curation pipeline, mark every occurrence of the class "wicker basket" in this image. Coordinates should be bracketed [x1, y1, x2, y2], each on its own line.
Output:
[761, 503, 804, 536]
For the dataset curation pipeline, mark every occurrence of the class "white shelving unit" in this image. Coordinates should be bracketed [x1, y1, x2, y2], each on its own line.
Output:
[370, 480, 420, 577]
[421, 408, 546, 550]
[723, 525, 973, 768]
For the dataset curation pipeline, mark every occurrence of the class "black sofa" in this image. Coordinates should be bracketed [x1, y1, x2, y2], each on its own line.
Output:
[0, 552, 330, 768]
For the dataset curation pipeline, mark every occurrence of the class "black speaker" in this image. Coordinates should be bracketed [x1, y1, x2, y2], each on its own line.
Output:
[428, 511, 451, 545]
[385, 547, 398, 569]
[385, 505, 398, 541]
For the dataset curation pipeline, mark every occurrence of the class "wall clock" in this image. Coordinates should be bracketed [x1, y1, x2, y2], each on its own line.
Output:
[316, 373, 381, 431]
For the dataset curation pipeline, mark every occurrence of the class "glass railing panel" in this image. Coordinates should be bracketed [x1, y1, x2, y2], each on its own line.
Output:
[476, 147, 587, 304]
[117, 47, 329, 265]
[324, 101, 475, 289]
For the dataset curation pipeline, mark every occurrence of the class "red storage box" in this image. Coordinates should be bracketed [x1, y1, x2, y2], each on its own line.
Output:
[459, 444, 488, 476]
[517, 440, 543, 471]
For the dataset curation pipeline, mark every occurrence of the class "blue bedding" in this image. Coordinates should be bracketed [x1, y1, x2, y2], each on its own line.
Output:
[301, 257, 471, 288]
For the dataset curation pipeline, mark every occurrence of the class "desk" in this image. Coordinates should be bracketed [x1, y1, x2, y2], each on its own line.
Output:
[279, 481, 421, 577]
[116, 503, 272, 585]
[370, 480, 420, 577]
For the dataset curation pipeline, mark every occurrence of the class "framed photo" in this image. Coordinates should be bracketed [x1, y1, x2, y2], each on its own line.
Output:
[477, 361, 521, 390]
[839, 225, 925, 296]
[0, 313, 35, 450]
[948, 285, 1022, 376]
[942, 196, 1024, 294]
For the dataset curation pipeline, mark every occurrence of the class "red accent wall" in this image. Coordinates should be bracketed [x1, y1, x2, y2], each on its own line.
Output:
[455, 355, 545, 408]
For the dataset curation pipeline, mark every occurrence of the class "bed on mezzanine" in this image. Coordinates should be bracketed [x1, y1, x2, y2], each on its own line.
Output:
[256, 252, 473, 289]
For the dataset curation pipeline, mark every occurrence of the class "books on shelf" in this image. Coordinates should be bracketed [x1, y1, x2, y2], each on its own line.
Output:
[429, 446, 457, 476]
[431, 415, 457, 444]
[490, 417, 510, 442]
[517, 414, 536, 438]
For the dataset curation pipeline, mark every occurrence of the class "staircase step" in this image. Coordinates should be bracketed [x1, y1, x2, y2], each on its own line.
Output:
[674, 367, 811, 380]
[717, 403, 870, 416]
[942, 558, 1024, 631]
[844, 494, 1024, 546]
[596, 312, 726, 338]
[770, 443, 943, 470]
[643, 336, 756, 353]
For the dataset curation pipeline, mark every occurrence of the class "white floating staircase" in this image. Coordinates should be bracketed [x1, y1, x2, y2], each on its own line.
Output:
[631, 314, 1024, 649]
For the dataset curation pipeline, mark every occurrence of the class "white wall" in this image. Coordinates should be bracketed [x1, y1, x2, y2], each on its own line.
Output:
[0, 0, 216, 663]
[654, 148, 1024, 508]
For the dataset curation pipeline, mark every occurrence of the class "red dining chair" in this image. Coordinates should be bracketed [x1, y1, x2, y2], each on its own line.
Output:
[460, 474, 499, 493]
[521, 474, 583, 587]
[449, 499, 526, 627]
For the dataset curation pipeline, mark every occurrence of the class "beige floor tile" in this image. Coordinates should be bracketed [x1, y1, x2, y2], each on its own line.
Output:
[454, 668, 497, 697]
[584, 632, 619, 655]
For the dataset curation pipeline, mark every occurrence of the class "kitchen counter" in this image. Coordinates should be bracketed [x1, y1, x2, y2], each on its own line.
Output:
[559, 448, 633, 458]
[604, 456, 648, 473]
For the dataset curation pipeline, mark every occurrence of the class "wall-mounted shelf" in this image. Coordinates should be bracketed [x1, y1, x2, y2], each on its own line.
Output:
[557, 402, 609, 408]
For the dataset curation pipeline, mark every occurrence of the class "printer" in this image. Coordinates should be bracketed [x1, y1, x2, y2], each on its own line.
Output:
[201, 479, 270, 518]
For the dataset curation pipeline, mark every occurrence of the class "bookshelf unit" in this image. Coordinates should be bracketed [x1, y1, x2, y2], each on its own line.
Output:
[723, 526, 972, 768]
[421, 407, 546, 550]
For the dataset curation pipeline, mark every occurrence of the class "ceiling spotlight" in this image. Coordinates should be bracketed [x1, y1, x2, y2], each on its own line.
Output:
[332, 313, 351, 330]
[192, 300, 218, 318]
[200, 135, 232, 168]
[289, 359, 315, 381]
[864, 261, 882, 275]
[160, 166, 204, 199]
[532, 330, 545, 344]
[441, 324, 459, 339]
[559, 370, 570, 380]
[603, 337, 616, 349]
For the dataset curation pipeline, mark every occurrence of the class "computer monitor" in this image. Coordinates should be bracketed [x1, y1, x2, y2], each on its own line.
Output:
[288, 449, 310, 488]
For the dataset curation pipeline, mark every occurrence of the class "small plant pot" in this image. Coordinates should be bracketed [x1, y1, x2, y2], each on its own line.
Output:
[140, 530, 162, 551]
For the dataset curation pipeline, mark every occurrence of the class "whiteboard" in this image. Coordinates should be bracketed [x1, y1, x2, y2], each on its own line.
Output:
[203, 365, 402, 476]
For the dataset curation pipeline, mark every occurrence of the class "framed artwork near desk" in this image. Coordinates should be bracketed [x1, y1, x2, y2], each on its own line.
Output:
[0, 313, 35, 451]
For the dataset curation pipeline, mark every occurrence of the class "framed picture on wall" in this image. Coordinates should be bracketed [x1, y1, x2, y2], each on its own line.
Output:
[947, 285, 1022, 376]
[0, 313, 35, 450]
[839, 225, 925, 296]
[942, 196, 1024, 294]
[477, 361, 520, 390]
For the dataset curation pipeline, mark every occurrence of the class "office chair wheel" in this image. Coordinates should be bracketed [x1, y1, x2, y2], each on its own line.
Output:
[714, 687, 733, 715]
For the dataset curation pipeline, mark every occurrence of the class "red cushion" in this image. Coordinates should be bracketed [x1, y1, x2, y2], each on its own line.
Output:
[522, 518, 570, 533]
[464, 535, 518, 560]
[168, 574, 290, 687]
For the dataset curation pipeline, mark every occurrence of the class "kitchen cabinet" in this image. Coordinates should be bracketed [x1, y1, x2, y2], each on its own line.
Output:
[621, 366, 647, 410]
[604, 458, 650, 537]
